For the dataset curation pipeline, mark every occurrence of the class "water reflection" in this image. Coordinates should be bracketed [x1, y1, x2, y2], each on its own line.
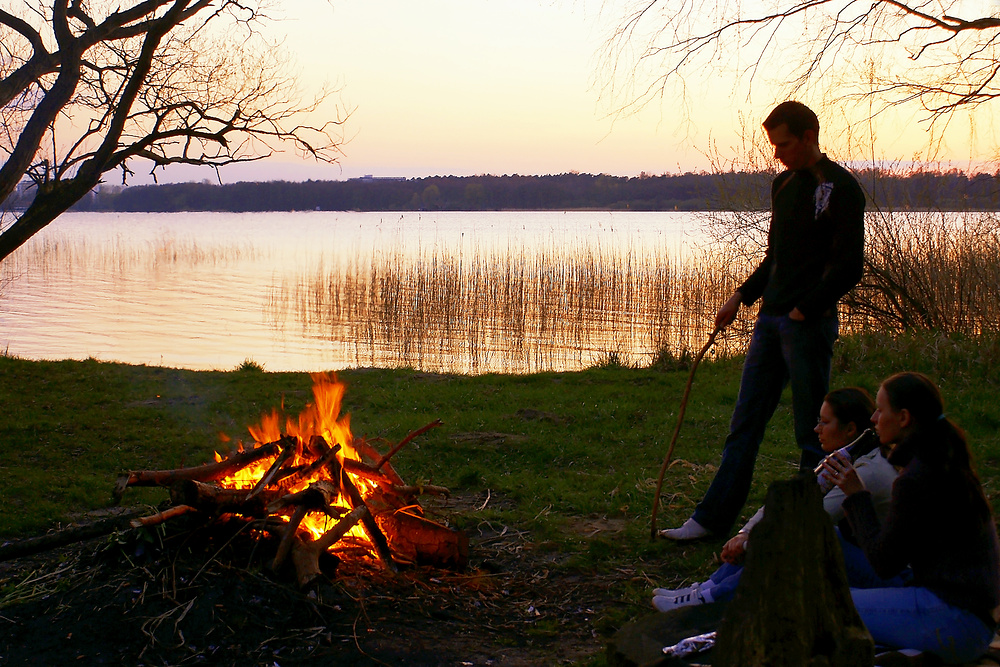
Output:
[0, 211, 736, 373]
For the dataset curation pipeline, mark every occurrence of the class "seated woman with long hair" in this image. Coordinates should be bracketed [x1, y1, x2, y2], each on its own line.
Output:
[653, 387, 898, 610]
[824, 372, 1000, 663]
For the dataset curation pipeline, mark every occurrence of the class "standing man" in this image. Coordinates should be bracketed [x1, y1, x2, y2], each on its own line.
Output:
[663, 101, 866, 541]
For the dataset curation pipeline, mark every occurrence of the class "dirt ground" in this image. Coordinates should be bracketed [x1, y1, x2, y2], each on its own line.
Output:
[0, 493, 633, 667]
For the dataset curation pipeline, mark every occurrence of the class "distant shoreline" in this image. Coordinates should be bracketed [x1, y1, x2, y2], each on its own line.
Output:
[47, 170, 1000, 214]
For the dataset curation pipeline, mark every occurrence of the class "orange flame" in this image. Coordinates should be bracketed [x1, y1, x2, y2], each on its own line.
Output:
[216, 372, 376, 546]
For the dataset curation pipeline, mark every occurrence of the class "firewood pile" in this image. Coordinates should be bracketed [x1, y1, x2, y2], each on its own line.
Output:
[88, 373, 461, 590]
[116, 430, 466, 588]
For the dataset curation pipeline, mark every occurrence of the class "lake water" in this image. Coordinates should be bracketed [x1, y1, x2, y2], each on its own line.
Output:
[0, 210, 724, 374]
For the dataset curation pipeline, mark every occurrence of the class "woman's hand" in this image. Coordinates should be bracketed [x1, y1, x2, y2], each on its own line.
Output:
[720, 532, 749, 565]
[822, 451, 865, 496]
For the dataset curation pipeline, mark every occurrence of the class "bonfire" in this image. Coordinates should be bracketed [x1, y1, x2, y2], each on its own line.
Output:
[112, 373, 467, 587]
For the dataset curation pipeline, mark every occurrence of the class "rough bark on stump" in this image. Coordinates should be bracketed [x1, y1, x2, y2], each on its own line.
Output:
[713, 474, 874, 666]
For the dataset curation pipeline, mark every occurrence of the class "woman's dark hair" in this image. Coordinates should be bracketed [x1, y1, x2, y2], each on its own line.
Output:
[881, 371, 990, 518]
[824, 387, 876, 456]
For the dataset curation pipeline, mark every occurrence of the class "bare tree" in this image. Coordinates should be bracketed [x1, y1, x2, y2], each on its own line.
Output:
[599, 0, 1000, 123]
[0, 0, 345, 263]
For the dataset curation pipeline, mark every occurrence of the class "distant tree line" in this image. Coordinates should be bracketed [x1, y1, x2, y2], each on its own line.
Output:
[6, 170, 1000, 213]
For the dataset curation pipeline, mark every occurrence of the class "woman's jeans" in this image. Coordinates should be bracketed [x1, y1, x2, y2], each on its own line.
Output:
[837, 528, 912, 589]
[703, 529, 993, 662]
[851, 587, 994, 663]
[703, 528, 913, 604]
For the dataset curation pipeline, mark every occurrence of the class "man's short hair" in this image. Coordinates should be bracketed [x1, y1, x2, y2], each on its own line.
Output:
[763, 101, 819, 139]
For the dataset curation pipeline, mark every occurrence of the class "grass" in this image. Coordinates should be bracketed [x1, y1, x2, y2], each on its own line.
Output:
[2, 331, 998, 582]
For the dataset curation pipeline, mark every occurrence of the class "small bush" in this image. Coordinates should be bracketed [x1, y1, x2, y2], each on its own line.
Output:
[235, 358, 265, 372]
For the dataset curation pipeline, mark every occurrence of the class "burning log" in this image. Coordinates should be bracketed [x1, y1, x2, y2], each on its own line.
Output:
[269, 480, 347, 571]
[113, 435, 295, 501]
[244, 438, 298, 501]
[265, 480, 343, 517]
[287, 506, 369, 588]
[338, 468, 399, 572]
[169, 480, 282, 517]
[275, 443, 342, 491]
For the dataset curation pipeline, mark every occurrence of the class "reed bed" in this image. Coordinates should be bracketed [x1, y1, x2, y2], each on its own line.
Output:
[2, 231, 260, 281]
[695, 209, 1000, 337]
[268, 241, 737, 374]
[270, 210, 1000, 375]
[843, 210, 1000, 334]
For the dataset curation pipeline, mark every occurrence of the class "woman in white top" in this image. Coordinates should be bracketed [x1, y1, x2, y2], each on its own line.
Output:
[653, 387, 899, 611]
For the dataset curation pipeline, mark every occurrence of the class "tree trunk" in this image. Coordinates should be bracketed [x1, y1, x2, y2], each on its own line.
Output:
[713, 474, 874, 666]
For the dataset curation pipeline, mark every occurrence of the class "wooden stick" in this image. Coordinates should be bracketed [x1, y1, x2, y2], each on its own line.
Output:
[169, 480, 280, 517]
[265, 480, 341, 515]
[274, 444, 341, 492]
[269, 480, 346, 570]
[0, 509, 147, 562]
[649, 327, 721, 540]
[290, 505, 369, 588]
[313, 505, 369, 551]
[244, 438, 297, 501]
[352, 437, 406, 486]
[390, 484, 450, 498]
[272, 505, 310, 571]
[339, 469, 398, 572]
[130, 504, 197, 528]
[113, 436, 294, 501]
[374, 419, 443, 471]
[341, 457, 396, 485]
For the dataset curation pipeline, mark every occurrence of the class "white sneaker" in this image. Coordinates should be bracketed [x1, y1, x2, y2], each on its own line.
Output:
[659, 518, 710, 541]
[652, 588, 707, 611]
[652, 582, 703, 597]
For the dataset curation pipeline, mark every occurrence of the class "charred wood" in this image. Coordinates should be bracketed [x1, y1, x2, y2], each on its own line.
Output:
[0, 508, 147, 562]
[169, 480, 281, 517]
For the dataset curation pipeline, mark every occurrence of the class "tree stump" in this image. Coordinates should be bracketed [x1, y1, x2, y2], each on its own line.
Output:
[713, 474, 874, 666]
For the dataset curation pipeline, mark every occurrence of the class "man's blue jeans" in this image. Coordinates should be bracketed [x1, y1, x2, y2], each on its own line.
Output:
[692, 313, 838, 535]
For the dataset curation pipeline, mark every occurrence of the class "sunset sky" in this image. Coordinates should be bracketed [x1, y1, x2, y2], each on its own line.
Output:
[165, 0, 997, 184]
